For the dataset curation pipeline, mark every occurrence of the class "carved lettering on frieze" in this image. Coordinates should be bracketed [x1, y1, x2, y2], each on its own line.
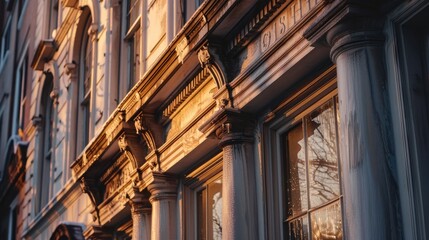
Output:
[104, 163, 133, 200]
[259, 0, 319, 53]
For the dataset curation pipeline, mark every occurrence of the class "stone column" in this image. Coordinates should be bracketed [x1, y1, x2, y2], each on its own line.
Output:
[200, 108, 258, 240]
[147, 173, 178, 240]
[127, 191, 151, 240]
[324, 13, 401, 239]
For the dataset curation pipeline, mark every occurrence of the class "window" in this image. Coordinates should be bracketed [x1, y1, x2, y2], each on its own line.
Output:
[283, 97, 343, 239]
[196, 175, 222, 240]
[77, 14, 93, 152]
[17, 0, 28, 28]
[124, 0, 141, 90]
[183, 154, 223, 240]
[184, 0, 205, 21]
[12, 52, 28, 135]
[1, 17, 11, 68]
[37, 75, 54, 212]
[7, 197, 18, 240]
[47, 0, 59, 38]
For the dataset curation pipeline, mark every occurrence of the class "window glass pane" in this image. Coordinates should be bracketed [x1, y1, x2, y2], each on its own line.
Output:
[310, 201, 342, 240]
[286, 124, 308, 218]
[306, 101, 340, 208]
[84, 36, 92, 96]
[197, 176, 222, 240]
[288, 215, 309, 240]
[133, 29, 141, 84]
[127, 0, 140, 28]
[208, 178, 222, 240]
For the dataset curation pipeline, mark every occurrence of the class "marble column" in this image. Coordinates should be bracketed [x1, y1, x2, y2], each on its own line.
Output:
[325, 15, 401, 239]
[147, 173, 178, 240]
[200, 108, 258, 240]
[128, 191, 151, 240]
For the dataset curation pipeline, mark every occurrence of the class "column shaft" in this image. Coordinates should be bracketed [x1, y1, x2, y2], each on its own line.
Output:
[147, 173, 177, 240]
[131, 204, 151, 240]
[221, 142, 257, 240]
[331, 29, 401, 239]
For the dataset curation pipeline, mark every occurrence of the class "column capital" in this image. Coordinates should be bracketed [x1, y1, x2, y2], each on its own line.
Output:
[125, 188, 151, 215]
[303, 1, 392, 58]
[199, 108, 255, 147]
[147, 173, 177, 202]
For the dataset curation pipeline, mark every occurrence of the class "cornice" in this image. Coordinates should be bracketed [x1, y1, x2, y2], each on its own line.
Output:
[31, 40, 57, 70]
[70, 0, 245, 181]
[227, 0, 288, 55]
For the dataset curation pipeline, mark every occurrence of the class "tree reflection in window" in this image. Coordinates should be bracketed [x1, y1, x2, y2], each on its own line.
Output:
[284, 98, 343, 240]
[197, 176, 222, 240]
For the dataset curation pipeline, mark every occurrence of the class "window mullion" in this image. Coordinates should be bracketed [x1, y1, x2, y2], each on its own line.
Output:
[303, 118, 312, 239]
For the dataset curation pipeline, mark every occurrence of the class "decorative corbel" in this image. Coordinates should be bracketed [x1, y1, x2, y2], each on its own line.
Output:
[197, 42, 228, 89]
[118, 133, 147, 181]
[134, 113, 163, 153]
[64, 62, 77, 90]
[198, 42, 234, 108]
[80, 177, 104, 224]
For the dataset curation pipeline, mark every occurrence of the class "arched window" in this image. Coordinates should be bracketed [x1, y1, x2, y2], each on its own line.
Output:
[37, 73, 54, 212]
[76, 12, 93, 153]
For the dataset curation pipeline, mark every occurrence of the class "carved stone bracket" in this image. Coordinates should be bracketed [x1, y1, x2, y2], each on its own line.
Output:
[80, 177, 104, 224]
[197, 42, 228, 89]
[118, 133, 146, 182]
[133, 113, 164, 173]
[199, 107, 255, 147]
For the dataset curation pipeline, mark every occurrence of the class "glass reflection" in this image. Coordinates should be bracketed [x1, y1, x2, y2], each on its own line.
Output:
[289, 216, 309, 240]
[306, 102, 340, 207]
[209, 178, 222, 240]
[197, 176, 222, 240]
[311, 201, 343, 240]
[286, 124, 308, 217]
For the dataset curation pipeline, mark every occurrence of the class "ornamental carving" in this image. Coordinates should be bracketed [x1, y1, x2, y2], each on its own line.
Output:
[197, 43, 228, 89]
[199, 108, 255, 146]
[80, 177, 104, 223]
[134, 113, 163, 153]
[118, 134, 144, 181]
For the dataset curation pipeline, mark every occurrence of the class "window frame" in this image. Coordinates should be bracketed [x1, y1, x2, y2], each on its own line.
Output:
[123, 0, 141, 91]
[281, 96, 343, 239]
[182, 153, 223, 240]
[262, 68, 343, 239]
[0, 16, 11, 72]
[35, 74, 55, 214]
[17, 0, 29, 29]
[7, 196, 18, 240]
[77, 13, 93, 152]
[12, 46, 28, 135]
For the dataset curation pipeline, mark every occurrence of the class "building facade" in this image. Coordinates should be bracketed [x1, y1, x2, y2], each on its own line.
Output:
[1, 0, 428, 239]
